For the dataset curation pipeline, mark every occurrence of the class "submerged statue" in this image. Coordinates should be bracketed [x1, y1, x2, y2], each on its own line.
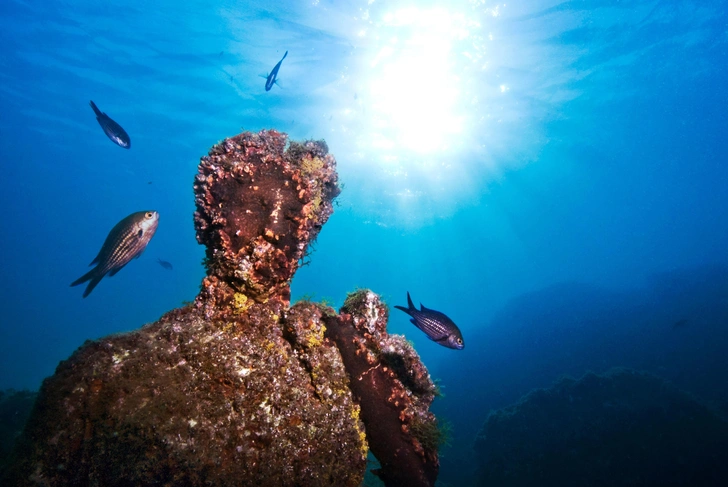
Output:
[3, 130, 440, 487]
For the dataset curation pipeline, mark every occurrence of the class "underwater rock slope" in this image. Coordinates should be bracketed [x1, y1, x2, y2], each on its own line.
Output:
[0, 390, 37, 476]
[474, 368, 728, 487]
[3, 130, 439, 486]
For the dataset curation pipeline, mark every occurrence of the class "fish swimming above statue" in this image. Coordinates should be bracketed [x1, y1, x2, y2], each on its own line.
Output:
[89, 100, 131, 148]
[157, 258, 173, 270]
[394, 292, 465, 350]
[264, 50, 288, 91]
[71, 211, 159, 297]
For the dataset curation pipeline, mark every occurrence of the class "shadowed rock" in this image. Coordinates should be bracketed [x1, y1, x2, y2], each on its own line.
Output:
[0, 390, 36, 476]
[325, 290, 440, 487]
[3, 130, 439, 487]
[474, 368, 728, 487]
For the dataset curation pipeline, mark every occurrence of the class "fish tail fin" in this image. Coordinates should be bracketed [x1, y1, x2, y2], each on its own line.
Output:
[394, 291, 416, 316]
[393, 305, 410, 315]
[82, 276, 103, 298]
[406, 291, 415, 310]
[282, 50, 288, 61]
[89, 100, 102, 117]
[71, 268, 95, 287]
[71, 268, 102, 297]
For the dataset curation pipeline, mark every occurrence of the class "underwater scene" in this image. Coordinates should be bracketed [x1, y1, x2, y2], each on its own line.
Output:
[1, 0, 727, 485]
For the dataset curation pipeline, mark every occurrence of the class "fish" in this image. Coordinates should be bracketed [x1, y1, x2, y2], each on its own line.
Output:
[71, 211, 159, 297]
[264, 50, 288, 91]
[157, 258, 173, 270]
[672, 318, 689, 329]
[89, 100, 131, 148]
[394, 292, 464, 350]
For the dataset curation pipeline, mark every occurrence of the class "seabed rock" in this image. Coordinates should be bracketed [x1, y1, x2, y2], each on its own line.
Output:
[0, 390, 37, 475]
[3, 130, 439, 487]
[474, 368, 728, 487]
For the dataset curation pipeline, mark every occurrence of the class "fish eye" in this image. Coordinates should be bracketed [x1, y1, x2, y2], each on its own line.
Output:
[457, 338, 463, 344]
[145, 212, 153, 218]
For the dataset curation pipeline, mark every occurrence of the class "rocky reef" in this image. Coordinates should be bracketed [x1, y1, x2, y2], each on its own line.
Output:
[3, 130, 439, 486]
[474, 368, 728, 487]
[0, 390, 37, 477]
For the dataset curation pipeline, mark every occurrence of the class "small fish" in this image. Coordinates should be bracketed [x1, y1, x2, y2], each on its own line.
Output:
[264, 50, 288, 91]
[157, 258, 173, 271]
[71, 211, 159, 297]
[672, 318, 689, 329]
[394, 292, 464, 350]
[89, 100, 131, 148]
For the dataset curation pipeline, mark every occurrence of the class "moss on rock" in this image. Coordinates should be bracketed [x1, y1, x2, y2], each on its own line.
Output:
[3, 131, 438, 487]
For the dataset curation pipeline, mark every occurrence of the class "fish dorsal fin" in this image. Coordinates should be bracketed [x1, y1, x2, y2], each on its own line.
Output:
[420, 303, 430, 311]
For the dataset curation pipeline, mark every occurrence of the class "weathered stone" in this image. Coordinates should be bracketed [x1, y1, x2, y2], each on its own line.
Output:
[325, 290, 439, 487]
[3, 130, 439, 487]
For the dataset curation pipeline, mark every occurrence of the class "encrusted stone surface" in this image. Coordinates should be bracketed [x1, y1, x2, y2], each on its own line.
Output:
[193, 129, 339, 314]
[3, 130, 439, 487]
[325, 290, 440, 487]
[6, 304, 365, 487]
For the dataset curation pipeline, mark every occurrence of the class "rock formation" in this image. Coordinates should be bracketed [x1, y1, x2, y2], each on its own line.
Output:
[0, 390, 36, 476]
[474, 368, 728, 487]
[3, 130, 439, 486]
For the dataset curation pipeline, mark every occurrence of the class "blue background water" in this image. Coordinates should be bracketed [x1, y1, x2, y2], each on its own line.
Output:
[1, 0, 727, 484]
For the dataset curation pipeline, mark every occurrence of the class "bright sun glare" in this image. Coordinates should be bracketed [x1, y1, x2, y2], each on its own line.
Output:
[365, 8, 474, 154]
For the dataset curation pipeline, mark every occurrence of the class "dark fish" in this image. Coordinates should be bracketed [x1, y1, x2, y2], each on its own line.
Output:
[71, 211, 159, 297]
[394, 292, 464, 350]
[672, 318, 689, 329]
[265, 50, 288, 91]
[157, 258, 173, 271]
[89, 100, 131, 148]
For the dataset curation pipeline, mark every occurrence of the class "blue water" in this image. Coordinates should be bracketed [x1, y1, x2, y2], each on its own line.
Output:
[1, 0, 727, 484]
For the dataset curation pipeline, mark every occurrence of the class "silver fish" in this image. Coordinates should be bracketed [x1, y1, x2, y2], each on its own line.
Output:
[90, 100, 131, 148]
[71, 211, 159, 297]
[394, 292, 465, 350]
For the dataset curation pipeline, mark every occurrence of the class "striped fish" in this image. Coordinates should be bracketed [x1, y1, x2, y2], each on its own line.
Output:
[89, 100, 131, 148]
[71, 211, 159, 297]
[394, 292, 465, 350]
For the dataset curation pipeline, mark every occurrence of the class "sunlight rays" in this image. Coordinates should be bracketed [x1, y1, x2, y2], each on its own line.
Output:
[364, 7, 473, 154]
